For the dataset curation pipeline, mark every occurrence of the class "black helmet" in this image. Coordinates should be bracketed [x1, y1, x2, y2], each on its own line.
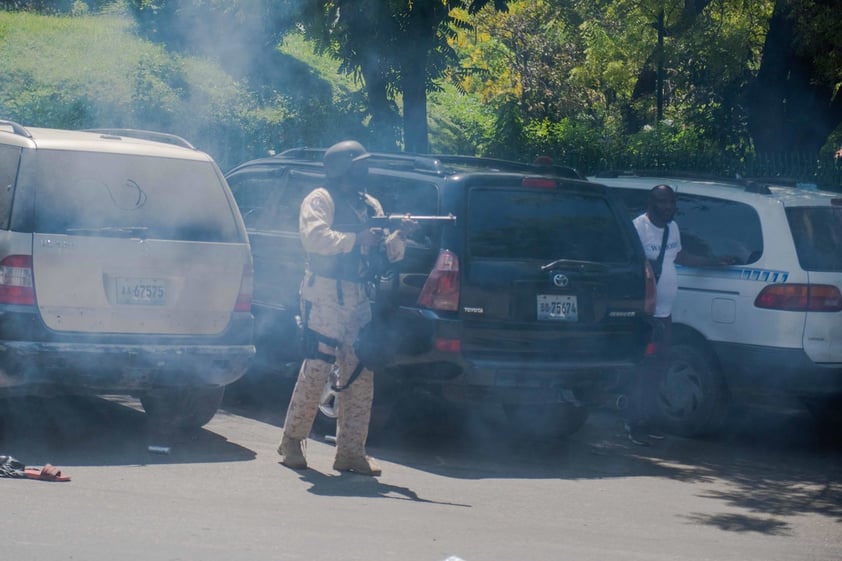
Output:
[324, 140, 371, 179]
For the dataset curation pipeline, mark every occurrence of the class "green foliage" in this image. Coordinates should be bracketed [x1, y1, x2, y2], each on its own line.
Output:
[790, 0, 842, 95]
[0, 9, 373, 169]
[276, 32, 374, 147]
[448, 0, 818, 181]
[1, 1, 840, 191]
[428, 84, 496, 154]
[521, 117, 607, 172]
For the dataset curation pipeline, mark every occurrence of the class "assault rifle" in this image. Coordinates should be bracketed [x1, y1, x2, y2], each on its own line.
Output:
[366, 213, 457, 229]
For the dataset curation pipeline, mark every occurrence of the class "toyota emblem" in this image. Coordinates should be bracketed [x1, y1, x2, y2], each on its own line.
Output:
[552, 273, 569, 288]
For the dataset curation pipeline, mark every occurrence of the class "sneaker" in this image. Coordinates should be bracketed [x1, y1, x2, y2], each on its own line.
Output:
[277, 435, 308, 469]
[635, 421, 665, 440]
[624, 422, 652, 447]
[333, 454, 382, 476]
[646, 429, 666, 440]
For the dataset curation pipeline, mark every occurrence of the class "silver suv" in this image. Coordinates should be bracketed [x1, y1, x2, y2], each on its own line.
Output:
[0, 121, 255, 430]
[598, 173, 842, 435]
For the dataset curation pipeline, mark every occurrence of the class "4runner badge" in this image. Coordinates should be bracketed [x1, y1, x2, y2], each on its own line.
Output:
[552, 273, 569, 288]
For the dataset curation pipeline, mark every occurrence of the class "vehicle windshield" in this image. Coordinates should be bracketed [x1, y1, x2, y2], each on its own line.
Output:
[25, 150, 243, 243]
[786, 206, 842, 271]
[468, 188, 632, 262]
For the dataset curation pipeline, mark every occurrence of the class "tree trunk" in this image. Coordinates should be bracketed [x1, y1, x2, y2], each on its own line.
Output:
[360, 58, 399, 151]
[748, 0, 842, 154]
[402, 63, 429, 154]
[400, 2, 436, 154]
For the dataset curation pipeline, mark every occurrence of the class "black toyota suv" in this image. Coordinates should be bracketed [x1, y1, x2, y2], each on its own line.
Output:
[225, 149, 653, 436]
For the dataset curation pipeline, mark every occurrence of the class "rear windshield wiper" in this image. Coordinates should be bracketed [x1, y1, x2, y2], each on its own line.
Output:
[65, 226, 149, 237]
[540, 258, 610, 273]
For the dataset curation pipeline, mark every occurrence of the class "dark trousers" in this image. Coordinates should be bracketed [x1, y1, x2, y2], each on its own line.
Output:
[627, 316, 672, 427]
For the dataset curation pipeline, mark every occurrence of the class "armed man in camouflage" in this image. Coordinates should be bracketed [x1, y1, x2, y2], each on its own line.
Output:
[277, 140, 413, 476]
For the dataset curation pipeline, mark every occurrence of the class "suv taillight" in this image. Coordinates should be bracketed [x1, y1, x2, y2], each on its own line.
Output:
[234, 263, 254, 312]
[754, 284, 842, 312]
[644, 261, 656, 316]
[0, 255, 35, 305]
[418, 249, 460, 311]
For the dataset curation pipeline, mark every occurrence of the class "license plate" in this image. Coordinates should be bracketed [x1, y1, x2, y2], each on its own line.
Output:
[537, 294, 578, 321]
[116, 278, 167, 305]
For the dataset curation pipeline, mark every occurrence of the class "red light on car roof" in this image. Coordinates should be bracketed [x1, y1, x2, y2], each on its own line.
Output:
[522, 177, 557, 189]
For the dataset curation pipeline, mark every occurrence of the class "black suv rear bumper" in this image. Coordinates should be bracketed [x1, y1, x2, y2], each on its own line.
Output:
[384, 308, 646, 406]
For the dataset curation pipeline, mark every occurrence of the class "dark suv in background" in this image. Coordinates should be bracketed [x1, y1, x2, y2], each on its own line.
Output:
[225, 149, 653, 436]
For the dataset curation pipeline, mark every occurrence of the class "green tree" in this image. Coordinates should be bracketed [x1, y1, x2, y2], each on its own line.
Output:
[297, 1, 510, 153]
[748, 0, 842, 153]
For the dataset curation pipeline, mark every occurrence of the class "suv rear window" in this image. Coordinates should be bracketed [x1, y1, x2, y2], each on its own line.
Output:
[610, 188, 764, 265]
[468, 188, 631, 262]
[25, 150, 242, 242]
[786, 206, 842, 271]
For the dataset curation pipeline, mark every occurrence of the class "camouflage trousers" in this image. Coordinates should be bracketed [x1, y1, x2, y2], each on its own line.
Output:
[282, 276, 374, 459]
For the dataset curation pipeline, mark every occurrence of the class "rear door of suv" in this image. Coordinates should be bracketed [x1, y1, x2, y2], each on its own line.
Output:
[455, 176, 650, 366]
[785, 201, 842, 365]
[18, 148, 250, 337]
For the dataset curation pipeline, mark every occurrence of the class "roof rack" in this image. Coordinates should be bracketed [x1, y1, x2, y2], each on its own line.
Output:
[737, 178, 773, 195]
[593, 169, 776, 194]
[274, 148, 325, 161]
[0, 119, 33, 139]
[83, 128, 195, 150]
[426, 154, 583, 179]
[273, 147, 583, 178]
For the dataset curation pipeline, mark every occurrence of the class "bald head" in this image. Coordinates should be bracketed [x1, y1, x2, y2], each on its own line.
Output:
[646, 184, 676, 227]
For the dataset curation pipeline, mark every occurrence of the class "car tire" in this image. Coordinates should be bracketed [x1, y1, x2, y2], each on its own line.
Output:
[503, 403, 589, 439]
[655, 343, 728, 437]
[803, 396, 842, 432]
[141, 386, 225, 432]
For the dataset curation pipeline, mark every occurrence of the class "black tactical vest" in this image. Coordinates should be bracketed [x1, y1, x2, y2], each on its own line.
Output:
[306, 188, 377, 282]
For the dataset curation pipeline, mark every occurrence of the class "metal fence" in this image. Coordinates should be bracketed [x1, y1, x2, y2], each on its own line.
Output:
[566, 151, 842, 193]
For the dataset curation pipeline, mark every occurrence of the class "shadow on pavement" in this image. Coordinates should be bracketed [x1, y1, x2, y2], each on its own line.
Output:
[359, 393, 842, 535]
[0, 394, 256, 468]
[293, 467, 471, 507]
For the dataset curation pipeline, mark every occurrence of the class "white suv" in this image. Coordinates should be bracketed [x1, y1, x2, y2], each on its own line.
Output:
[0, 121, 255, 430]
[594, 173, 842, 435]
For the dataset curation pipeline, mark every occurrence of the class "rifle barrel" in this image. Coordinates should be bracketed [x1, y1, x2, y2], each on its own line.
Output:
[381, 214, 456, 221]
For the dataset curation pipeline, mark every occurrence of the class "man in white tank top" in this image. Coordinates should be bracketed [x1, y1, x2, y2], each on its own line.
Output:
[626, 184, 735, 445]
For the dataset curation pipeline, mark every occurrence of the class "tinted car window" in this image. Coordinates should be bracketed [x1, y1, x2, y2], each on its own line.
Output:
[28, 150, 242, 242]
[607, 187, 648, 217]
[786, 206, 842, 271]
[368, 175, 439, 248]
[610, 188, 764, 265]
[229, 168, 322, 231]
[279, 170, 326, 230]
[676, 194, 763, 265]
[226, 170, 280, 228]
[0, 144, 20, 229]
[468, 188, 631, 262]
